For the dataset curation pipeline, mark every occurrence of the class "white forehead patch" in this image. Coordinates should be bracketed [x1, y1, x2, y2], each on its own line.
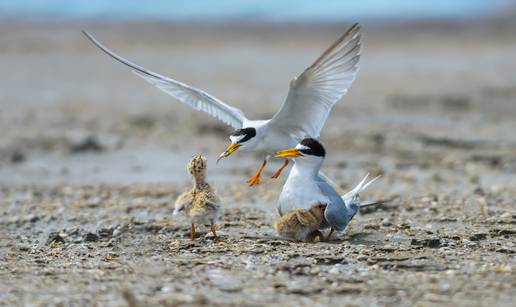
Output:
[230, 134, 245, 143]
[296, 144, 310, 150]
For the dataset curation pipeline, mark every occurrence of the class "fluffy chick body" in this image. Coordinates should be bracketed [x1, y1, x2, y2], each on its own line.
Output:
[274, 203, 326, 242]
[174, 156, 221, 240]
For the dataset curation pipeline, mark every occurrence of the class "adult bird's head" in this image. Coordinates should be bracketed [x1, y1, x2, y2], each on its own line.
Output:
[274, 138, 326, 161]
[217, 127, 257, 163]
[274, 138, 326, 174]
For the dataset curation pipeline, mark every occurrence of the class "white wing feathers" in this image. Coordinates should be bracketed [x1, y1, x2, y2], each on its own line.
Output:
[268, 23, 361, 139]
[83, 31, 247, 130]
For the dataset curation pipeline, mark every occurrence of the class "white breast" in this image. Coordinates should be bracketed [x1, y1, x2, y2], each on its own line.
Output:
[278, 170, 329, 216]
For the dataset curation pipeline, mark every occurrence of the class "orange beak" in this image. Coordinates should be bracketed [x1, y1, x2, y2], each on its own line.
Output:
[274, 148, 303, 158]
[217, 142, 241, 163]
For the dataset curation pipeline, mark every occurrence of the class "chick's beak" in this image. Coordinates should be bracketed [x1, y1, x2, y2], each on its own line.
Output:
[274, 148, 303, 158]
[217, 142, 241, 163]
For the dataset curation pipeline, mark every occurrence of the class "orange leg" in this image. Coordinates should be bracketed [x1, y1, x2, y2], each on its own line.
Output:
[190, 223, 196, 240]
[210, 222, 218, 238]
[271, 159, 289, 179]
[326, 228, 335, 241]
[247, 159, 267, 186]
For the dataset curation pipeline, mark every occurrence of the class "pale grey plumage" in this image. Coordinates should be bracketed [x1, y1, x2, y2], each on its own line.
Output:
[83, 31, 247, 129]
[84, 26, 362, 185]
[322, 173, 380, 231]
[83, 24, 361, 145]
[268, 23, 361, 139]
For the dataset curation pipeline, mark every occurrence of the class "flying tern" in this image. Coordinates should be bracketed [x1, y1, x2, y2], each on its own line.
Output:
[274, 138, 380, 240]
[83, 23, 361, 186]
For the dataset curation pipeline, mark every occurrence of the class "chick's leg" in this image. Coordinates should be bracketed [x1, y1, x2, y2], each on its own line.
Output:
[210, 222, 217, 238]
[247, 159, 267, 186]
[326, 228, 335, 241]
[271, 159, 289, 179]
[190, 223, 196, 240]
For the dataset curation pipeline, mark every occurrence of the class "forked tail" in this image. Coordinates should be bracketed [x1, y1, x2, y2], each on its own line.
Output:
[341, 173, 381, 200]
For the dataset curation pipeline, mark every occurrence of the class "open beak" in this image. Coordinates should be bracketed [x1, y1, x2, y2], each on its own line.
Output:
[217, 142, 241, 163]
[274, 148, 303, 158]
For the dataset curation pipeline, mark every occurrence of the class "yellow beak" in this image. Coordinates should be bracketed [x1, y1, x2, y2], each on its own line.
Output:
[217, 142, 241, 163]
[274, 148, 303, 158]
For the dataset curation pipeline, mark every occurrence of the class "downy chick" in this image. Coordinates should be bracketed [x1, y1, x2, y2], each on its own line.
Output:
[174, 155, 221, 240]
[274, 203, 327, 242]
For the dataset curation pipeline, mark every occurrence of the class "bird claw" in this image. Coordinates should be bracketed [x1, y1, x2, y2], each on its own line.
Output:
[247, 175, 260, 186]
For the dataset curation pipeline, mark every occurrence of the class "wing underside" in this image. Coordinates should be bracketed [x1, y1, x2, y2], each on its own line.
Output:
[83, 31, 247, 129]
[268, 23, 361, 139]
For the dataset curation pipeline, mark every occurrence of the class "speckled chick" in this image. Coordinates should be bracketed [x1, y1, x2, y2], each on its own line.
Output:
[274, 203, 326, 242]
[174, 155, 221, 240]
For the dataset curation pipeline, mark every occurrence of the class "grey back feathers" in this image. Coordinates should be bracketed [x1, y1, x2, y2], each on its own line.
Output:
[322, 173, 380, 231]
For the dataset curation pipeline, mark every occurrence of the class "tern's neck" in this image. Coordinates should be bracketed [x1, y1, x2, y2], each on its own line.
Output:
[291, 157, 324, 178]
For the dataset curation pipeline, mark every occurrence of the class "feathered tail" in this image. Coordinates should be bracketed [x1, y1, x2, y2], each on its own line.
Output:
[341, 173, 381, 202]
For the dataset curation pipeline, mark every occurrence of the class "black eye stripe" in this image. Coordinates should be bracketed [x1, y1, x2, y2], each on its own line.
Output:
[231, 127, 256, 143]
[299, 138, 326, 157]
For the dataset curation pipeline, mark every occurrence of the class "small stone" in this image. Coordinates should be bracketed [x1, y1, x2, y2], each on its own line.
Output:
[357, 255, 368, 261]
[328, 267, 340, 274]
[83, 232, 99, 242]
[411, 237, 441, 248]
[382, 218, 393, 227]
[469, 233, 487, 241]
[500, 212, 512, 219]
[113, 228, 122, 236]
[473, 187, 485, 196]
[10, 151, 26, 163]
[272, 282, 286, 289]
[46, 232, 66, 245]
[98, 227, 114, 237]
[70, 136, 105, 153]
[17, 244, 31, 251]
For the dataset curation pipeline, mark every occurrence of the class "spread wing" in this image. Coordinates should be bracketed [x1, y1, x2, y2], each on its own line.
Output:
[267, 23, 361, 139]
[83, 31, 247, 130]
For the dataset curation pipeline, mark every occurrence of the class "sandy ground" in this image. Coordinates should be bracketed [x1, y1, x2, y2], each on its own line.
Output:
[0, 20, 515, 306]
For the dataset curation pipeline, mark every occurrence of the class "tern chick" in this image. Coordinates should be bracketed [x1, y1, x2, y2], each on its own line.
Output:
[274, 138, 380, 241]
[174, 155, 221, 240]
[274, 203, 326, 242]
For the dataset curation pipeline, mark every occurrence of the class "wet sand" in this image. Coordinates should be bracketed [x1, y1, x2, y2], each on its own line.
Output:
[0, 20, 515, 306]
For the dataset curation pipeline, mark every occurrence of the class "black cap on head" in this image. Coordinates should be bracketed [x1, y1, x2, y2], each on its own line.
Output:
[299, 138, 326, 157]
[231, 127, 256, 143]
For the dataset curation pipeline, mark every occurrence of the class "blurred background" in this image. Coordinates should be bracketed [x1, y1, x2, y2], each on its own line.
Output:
[0, 0, 515, 192]
[1, 2, 516, 306]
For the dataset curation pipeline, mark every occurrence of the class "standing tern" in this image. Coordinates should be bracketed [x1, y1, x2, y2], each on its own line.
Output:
[83, 23, 361, 186]
[274, 138, 380, 240]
